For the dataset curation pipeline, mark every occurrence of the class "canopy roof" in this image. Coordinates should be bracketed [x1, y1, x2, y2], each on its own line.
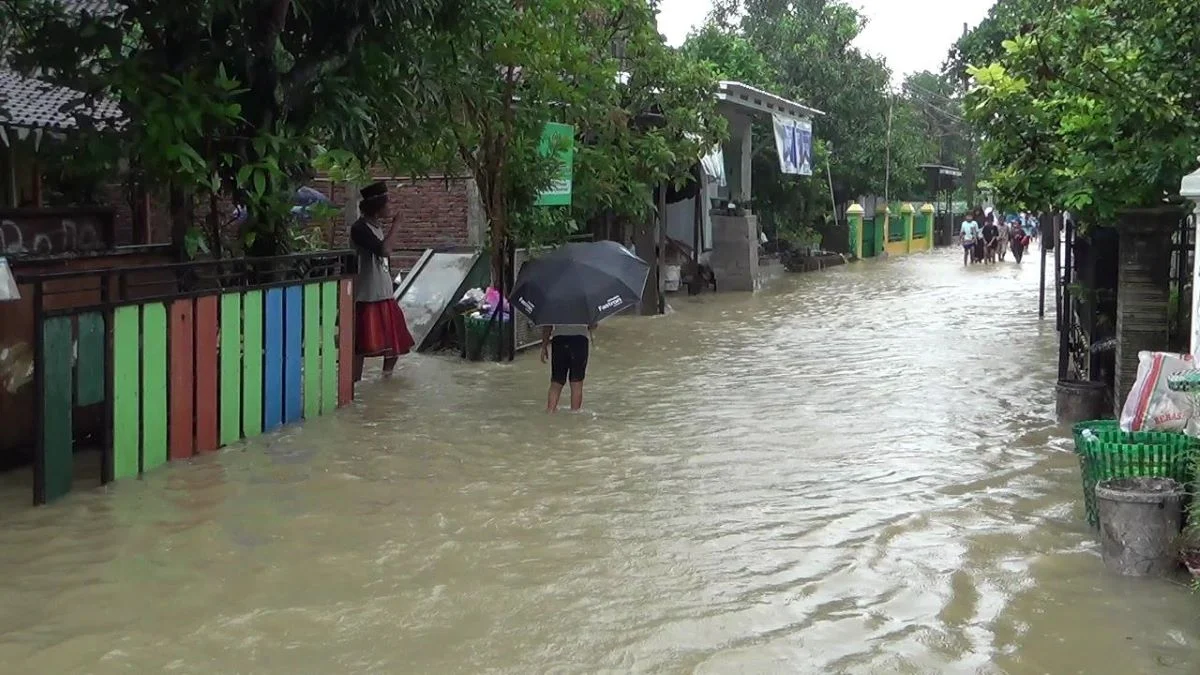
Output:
[716, 81, 825, 121]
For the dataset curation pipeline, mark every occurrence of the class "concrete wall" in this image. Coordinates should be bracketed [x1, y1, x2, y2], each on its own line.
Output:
[709, 214, 758, 292]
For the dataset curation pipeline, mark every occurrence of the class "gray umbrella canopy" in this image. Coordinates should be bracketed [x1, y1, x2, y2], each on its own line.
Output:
[511, 241, 649, 326]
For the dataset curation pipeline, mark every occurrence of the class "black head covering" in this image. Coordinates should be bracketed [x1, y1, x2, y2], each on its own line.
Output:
[360, 182, 388, 202]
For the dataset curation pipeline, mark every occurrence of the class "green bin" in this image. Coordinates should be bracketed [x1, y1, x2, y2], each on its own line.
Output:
[462, 314, 502, 361]
[1076, 430, 1198, 528]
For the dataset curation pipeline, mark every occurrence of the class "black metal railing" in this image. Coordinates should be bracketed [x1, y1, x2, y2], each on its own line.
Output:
[15, 251, 356, 318]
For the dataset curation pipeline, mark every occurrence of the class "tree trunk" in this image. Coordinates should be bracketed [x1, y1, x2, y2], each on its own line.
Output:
[169, 183, 192, 261]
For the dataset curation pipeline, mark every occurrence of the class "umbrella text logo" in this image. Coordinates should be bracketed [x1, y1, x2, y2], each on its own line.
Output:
[518, 297, 535, 314]
[598, 296, 623, 312]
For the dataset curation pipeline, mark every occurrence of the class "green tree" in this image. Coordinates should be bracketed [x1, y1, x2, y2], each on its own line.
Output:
[962, 0, 1200, 221]
[8, 0, 457, 256]
[682, 0, 936, 248]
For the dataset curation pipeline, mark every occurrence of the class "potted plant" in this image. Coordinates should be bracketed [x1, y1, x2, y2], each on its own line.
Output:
[1176, 526, 1200, 579]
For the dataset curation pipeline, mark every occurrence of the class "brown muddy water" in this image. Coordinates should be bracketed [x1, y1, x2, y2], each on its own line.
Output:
[1, 248, 1197, 674]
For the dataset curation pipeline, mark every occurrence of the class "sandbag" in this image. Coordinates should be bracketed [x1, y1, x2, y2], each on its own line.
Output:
[1120, 351, 1195, 432]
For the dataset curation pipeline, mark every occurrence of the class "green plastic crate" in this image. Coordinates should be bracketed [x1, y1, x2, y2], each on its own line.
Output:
[1071, 419, 1119, 455]
[1077, 435, 1197, 528]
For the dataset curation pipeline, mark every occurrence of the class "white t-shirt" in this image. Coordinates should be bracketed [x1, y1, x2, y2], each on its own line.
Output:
[960, 220, 977, 241]
[551, 324, 591, 339]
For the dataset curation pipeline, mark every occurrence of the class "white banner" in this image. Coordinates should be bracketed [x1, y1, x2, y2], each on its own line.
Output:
[700, 145, 726, 187]
[773, 115, 813, 176]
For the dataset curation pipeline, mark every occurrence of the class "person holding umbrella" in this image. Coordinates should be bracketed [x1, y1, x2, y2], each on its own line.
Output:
[511, 241, 650, 412]
[540, 323, 596, 412]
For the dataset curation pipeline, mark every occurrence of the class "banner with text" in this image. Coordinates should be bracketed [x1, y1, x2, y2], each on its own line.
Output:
[772, 115, 813, 176]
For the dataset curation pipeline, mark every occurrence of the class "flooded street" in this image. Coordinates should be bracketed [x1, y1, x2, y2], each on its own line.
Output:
[2, 248, 1198, 674]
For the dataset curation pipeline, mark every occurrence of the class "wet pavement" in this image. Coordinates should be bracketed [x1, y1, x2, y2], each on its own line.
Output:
[1, 247, 1197, 674]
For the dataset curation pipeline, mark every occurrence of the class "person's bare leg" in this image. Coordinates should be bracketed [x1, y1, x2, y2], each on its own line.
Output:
[547, 383, 564, 412]
[353, 355, 365, 382]
[382, 356, 398, 375]
[569, 381, 584, 411]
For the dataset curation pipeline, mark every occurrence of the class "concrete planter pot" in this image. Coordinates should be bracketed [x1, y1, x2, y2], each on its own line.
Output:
[1096, 476, 1185, 577]
[1055, 379, 1110, 425]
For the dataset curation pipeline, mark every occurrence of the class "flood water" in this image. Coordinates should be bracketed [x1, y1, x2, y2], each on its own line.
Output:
[2, 248, 1198, 674]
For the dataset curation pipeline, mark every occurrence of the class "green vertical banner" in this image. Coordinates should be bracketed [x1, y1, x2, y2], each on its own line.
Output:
[320, 281, 337, 415]
[534, 122, 574, 207]
[303, 284, 322, 419]
[141, 303, 168, 473]
[219, 293, 242, 446]
[242, 290, 264, 438]
[112, 306, 141, 479]
[42, 316, 74, 501]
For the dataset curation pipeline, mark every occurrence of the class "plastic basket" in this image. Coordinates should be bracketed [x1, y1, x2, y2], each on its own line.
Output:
[1077, 436, 1197, 528]
[1071, 419, 1119, 455]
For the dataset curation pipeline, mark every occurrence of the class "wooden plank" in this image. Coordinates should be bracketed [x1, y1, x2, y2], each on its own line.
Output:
[303, 283, 322, 419]
[194, 296, 220, 453]
[75, 312, 105, 406]
[42, 316, 74, 502]
[337, 279, 354, 406]
[320, 281, 337, 415]
[241, 290, 264, 438]
[140, 303, 168, 473]
[112, 306, 141, 479]
[263, 288, 284, 432]
[219, 293, 243, 446]
[283, 285, 303, 423]
[169, 299, 195, 460]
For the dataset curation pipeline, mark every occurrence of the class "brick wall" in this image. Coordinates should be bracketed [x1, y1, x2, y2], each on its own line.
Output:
[317, 175, 477, 276]
[95, 174, 477, 271]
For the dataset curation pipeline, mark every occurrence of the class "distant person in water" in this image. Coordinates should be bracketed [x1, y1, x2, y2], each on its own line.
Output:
[350, 182, 414, 381]
[960, 212, 978, 266]
[540, 323, 596, 412]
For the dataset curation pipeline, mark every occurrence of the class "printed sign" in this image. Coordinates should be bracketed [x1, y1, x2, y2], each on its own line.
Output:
[772, 115, 813, 176]
[535, 122, 575, 207]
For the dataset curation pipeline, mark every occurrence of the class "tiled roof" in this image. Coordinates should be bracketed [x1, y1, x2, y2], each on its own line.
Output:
[53, 0, 123, 16]
[0, 69, 123, 132]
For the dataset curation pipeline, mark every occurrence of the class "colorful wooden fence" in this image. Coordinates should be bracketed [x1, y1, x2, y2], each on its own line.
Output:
[24, 253, 356, 505]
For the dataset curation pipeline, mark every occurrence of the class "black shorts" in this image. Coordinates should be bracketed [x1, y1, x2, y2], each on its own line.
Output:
[550, 335, 589, 384]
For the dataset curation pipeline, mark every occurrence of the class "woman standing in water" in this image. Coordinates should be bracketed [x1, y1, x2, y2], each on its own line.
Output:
[350, 182, 414, 381]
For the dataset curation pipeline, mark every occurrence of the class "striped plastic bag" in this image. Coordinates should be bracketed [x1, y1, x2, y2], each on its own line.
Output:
[1119, 351, 1194, 432]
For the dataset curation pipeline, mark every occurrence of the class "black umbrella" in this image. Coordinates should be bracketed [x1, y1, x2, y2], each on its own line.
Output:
[510, 241, 650, 325]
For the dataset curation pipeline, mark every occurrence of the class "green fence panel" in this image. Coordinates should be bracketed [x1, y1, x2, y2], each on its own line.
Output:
[112, 306, 141, 479]
[42, 316, 74, 501]
[242, 290, 264, 438]
[320, 281, 337, 415]
[303, 283, 322, 419]
[141, 303, 168, 473]
[220, 293, 243, 446]
[75, 312, 105, 407]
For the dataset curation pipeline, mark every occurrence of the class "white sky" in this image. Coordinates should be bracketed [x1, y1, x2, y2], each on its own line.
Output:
[657, 0, 996, 84]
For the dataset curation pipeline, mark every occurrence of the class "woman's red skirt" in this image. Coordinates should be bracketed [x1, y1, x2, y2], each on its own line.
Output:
[355, 300, 414, 357]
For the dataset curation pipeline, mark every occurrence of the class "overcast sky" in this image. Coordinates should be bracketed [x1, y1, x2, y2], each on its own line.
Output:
[656, 0, 996, 84]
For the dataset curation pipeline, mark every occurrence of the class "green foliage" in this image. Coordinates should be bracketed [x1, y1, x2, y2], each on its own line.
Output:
[682, 0, 940, 247]
[961, 0, 1200, 221]
[8, 0, 456, 255]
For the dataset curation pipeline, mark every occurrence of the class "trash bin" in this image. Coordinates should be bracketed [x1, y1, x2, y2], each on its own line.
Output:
[1075, 432, 1198, 528]
[462, 314, 502, 361]
[1096, 477, 1184, 577]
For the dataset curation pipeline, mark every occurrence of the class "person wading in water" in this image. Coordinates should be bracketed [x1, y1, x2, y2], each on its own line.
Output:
[540, 323, 596, 412]
[350, 182, 414, 381]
